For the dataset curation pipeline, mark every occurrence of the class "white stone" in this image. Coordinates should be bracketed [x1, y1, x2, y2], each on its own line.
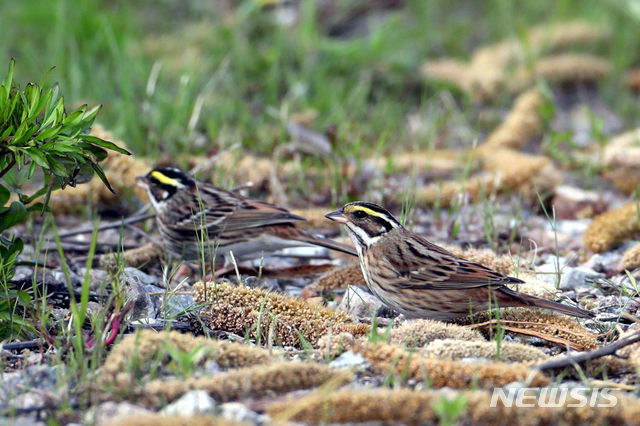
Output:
[161, 390, 216, 416]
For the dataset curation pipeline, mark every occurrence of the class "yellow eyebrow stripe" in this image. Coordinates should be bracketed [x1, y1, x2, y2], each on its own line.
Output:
[150, 171, 181, 186]
[344, 206, 384, 218]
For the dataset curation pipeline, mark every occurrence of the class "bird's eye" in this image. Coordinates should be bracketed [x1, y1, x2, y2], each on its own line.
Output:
[353, 210, 367, 219]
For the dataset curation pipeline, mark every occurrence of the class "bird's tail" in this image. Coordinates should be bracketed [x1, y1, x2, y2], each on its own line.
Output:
[303, 234, 358, 257]
[501, 287, 595, 319]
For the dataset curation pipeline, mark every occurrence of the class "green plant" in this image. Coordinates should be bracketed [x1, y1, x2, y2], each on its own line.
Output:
[0, 59, 130, 339]
[165, 342, 213, 378]
[433, 393, 468, 426]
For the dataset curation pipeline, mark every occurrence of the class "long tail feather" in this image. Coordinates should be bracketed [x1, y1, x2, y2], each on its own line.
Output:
[501, 287, 595, 319]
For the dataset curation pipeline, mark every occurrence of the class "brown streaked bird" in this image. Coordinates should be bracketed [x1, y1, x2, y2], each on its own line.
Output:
[136, 167, 357, 264]
[326, 201, 595, 321]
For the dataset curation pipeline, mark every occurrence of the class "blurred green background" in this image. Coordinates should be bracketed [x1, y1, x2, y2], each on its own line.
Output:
[1, 0, 639, 163]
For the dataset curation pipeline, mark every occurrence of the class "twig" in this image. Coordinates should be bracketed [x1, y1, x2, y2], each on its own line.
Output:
[39, 241, 141, 252]
[125, 321, 192, 332]
[57, 213, 156, 239]
[0, 339, 45, 351]
[621, 312, 640, 323]
[535, 330, 640, 371]
[0, 157, 16, 179]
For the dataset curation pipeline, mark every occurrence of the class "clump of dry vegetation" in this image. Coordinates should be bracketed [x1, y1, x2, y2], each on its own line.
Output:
[193, 281, 369, 348]
[313, 265, 365, 291]
[353, 341, 550, 388]
[267, 388, 640, 425]
[142, 362, 347, 406]
[99, 242, 164, 270]
[200, 302, 369, 348]
[602, 128, 640, 194]
[584, 202, 640, 253]
[619, 243, 640, 272]
[414, 149, 561, 208]
[459, 309, 599, 351]
[423, 338, 549, 363]
[476, 89, 543, 153]
[509, 53, 611, 93]
[423, 21, 611, 101]
[388, 319, 484, 347]
[98, 330, 273, 389]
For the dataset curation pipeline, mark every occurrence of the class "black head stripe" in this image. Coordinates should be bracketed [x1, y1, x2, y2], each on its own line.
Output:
[343, 201, 402, 229]
[151, 167, 196, 187]
[374, 216, 395, 233]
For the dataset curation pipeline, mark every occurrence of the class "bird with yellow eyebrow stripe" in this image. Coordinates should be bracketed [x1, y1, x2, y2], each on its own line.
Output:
[136, 167, 357, 265]
[326, 201, 595, 321]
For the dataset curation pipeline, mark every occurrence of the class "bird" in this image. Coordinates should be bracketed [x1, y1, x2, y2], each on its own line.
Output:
[136, 167, 357, 264]
[325, 201, 595, 321]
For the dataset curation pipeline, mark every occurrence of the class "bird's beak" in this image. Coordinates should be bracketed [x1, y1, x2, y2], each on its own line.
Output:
[325, 209, 348, 224]
[135, 175, 149, 189]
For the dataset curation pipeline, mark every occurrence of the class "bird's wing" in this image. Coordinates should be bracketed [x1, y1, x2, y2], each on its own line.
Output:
[218, 197, 307, 232]
[173, 186, 306, 234]
[380, 231, 520, 290]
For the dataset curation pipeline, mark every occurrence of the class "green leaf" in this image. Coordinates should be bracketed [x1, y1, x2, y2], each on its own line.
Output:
[61, 107, 85, 128]
[17, 290, 31, 306]
[26, 202, 48, 213]
[26, 83, 41, 120]
[0, 185, 9, 206]
[34, 124, 62, 141]
[82, 135, 131, 155]
[0, 126, 13, 141]
[91, 163, 115, 194]
[73, 162, 95, 184]
[11, 121, 29, 144]
[28, 159, 36, 178]
[82, 104, 102, 123]
[77, 142, 106, 161]
[0, 200, 28, 231]
[46, 156, 69, 177]
[2, 59, 14, 92]
[25, 147, 49, 168]
[37, 66, 55, 88]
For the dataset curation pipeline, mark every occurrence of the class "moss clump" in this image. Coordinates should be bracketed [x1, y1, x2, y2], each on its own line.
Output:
[99, 330, 273, 388]
[267, 387, 640, 426]
[354, 341, 549, 389]
[143, 362, 346, 405]
[415, 149, 561, 208]
[423, 339, 549, 363]
[584, 202, 640, 253]
[457, 308, 598, 351]
[193, 280, 356, 324]
[201, 302, 368, 348]
[389, 319, 484, 348]
[313, 265, 365, 291]
[478, 89, 542, 153]
[99, 242, 164, 270]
